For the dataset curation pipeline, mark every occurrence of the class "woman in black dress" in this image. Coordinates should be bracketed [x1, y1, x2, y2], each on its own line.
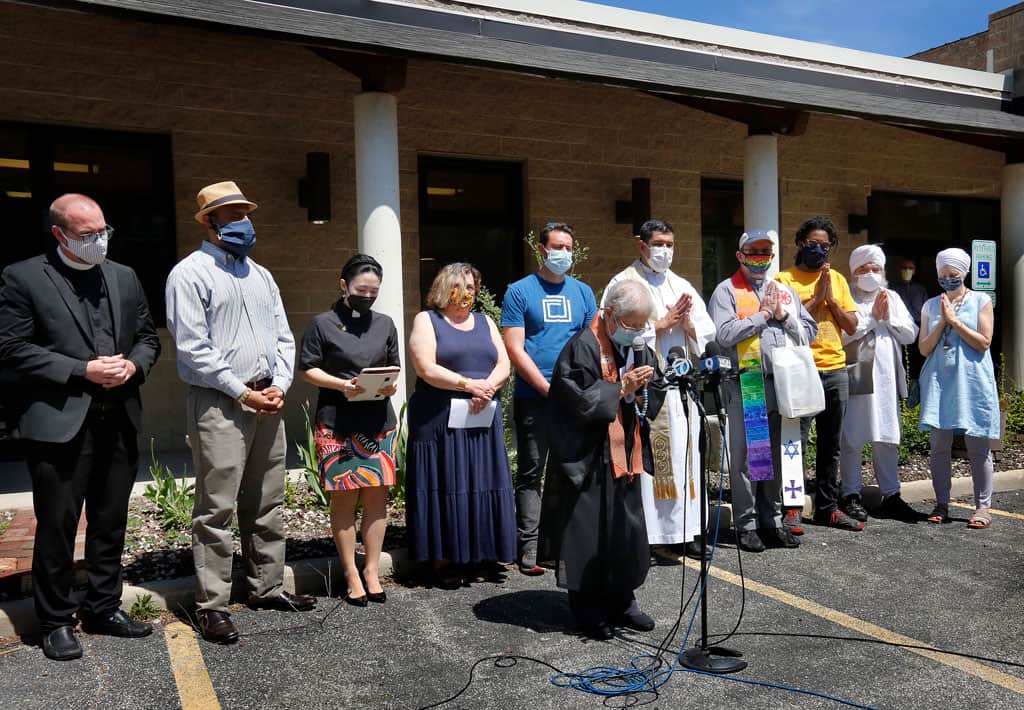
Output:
[299, 254, 399, 605]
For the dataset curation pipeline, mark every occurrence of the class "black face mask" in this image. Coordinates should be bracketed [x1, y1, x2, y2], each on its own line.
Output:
[347, 294, 376, 316]
[799, 243, 829, 269]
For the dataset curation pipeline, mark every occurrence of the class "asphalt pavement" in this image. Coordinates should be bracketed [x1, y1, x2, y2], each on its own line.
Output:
[1, 490, 1022, 710]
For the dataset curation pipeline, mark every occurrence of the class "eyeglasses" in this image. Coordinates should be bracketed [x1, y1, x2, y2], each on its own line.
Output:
[741, 250, 773, 257]
[59, 225, 114, 243]
[805, 241, 831, 251]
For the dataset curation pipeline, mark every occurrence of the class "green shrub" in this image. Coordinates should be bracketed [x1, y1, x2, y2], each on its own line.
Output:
[143, 441, 194, 531]
[898, 400, 930, 465]
[296, 405, 331, 510]
[392, 402, 409, 509]
[128, 593, 159, 621]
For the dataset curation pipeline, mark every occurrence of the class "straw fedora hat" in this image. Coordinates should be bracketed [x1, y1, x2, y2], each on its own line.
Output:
[194, 181, 258, 223]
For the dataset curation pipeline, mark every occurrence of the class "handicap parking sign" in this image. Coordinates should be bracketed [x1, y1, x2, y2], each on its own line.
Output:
[971, 240, 996, 291]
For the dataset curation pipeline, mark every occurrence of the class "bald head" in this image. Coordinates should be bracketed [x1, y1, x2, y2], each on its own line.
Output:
[50, 194, 103, 233]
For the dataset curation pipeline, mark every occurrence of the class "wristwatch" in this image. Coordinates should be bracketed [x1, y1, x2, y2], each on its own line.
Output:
[456, 377, 468, 391]
[239, 389, 252, 405]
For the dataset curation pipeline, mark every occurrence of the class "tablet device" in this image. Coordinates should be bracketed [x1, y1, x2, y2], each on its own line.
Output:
[349, 366, 401, 402]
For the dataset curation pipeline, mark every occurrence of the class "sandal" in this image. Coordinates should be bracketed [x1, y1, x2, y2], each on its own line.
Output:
[927, 504, 948, 524]
[967, 509, 992, 529]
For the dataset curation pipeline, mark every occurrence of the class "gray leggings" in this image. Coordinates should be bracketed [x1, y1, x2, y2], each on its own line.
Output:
[929, 429, 993, 509]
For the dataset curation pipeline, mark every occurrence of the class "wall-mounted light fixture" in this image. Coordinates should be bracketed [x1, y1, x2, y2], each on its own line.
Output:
[298, 152, 331, 224]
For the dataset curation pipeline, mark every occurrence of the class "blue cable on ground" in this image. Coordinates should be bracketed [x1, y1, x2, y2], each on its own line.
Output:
[551, 404, 878, 709]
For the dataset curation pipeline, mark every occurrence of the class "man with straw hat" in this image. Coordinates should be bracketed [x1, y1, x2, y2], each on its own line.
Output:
[165, 181, 316, 644]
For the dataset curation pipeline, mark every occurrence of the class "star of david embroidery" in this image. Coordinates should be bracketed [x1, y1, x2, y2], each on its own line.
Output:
[783, 439, 801, 460]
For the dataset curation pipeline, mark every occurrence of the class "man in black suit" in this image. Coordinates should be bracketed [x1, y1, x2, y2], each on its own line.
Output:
[0, 194, 160, 661]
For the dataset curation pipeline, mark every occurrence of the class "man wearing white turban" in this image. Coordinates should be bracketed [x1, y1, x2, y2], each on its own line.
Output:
[917, 247, 999, 529]
[839, 245, 920, 522]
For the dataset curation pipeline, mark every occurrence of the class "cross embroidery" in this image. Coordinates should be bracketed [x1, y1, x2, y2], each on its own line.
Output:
[785, 480, 803, 497]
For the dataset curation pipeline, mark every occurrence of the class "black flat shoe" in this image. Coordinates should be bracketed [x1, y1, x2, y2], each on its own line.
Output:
[344, 594, 368, 607]
[366, 591, 387, 604]
[80, 609, 153, 638]
[42, 626, 82, 661]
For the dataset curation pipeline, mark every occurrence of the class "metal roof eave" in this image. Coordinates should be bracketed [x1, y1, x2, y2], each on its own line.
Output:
[53, 0, 1024, 139]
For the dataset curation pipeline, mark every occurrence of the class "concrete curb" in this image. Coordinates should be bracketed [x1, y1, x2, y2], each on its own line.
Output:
[3, 469, 1022, 638]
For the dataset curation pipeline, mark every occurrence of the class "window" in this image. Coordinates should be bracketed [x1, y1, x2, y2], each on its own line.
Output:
[700, 178, 744, 303]
[0, 122, 177, 324]
[417, 157, 524, 305]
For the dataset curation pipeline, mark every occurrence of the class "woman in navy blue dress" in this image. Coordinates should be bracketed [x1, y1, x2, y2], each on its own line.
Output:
[406, 262, 516, 586]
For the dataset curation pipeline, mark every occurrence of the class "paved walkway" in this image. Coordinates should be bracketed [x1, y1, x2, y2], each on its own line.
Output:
[0, 509, 86, 594]
[2, 490, 1023, 709]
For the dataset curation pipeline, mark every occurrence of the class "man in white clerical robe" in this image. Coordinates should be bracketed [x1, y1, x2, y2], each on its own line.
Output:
[602, 219, 716, 557]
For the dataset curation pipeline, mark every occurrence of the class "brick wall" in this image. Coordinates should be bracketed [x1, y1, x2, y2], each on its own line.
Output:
[0, 2, 1005, 454]
[910, 31, 989, 71]
[989, 2, 1024, 72]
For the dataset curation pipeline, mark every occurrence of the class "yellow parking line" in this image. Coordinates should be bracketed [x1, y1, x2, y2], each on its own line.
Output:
[948, 502, 1024, 521]
[164, 621, 221, 710]
[683, 559, 1024, 695]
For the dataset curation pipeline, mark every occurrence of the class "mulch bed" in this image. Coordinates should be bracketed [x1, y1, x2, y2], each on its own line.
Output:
[118, 489, 408, 588]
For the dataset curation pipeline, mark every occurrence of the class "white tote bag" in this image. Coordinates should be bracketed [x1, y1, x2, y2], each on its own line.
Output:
[772, 331, 825, 419]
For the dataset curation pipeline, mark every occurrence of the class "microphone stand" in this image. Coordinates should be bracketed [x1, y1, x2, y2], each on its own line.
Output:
[679, 371, 747, 675]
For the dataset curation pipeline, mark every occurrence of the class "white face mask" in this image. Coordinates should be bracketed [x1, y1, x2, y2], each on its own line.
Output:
[59, 229, 109, 266]
[647, 245, 673, 274]
[857, 272, 883, 293]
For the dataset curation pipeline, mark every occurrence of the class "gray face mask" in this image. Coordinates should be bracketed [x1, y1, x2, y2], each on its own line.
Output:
[60, 228, 109, 265]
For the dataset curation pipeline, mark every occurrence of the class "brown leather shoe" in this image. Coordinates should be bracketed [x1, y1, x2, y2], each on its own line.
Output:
[248, 591, 317, 612]
[197, 610, 239, 644]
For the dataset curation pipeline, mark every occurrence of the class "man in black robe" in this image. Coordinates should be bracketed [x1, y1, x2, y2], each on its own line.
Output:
[538, 279, 663, 640]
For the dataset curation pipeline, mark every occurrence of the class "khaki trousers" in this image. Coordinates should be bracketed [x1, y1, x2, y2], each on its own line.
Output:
[187, 386, 287, 611]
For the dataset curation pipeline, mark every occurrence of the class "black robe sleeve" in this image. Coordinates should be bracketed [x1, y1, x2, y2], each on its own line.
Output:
[548, 332, 620, 489]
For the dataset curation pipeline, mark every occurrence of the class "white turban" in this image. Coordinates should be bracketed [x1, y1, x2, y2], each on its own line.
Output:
[849, 244, 885, 274]
[936, 247, 970, 275]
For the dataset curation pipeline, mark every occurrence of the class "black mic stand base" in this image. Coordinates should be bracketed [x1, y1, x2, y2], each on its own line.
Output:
[681, 645, 747, 674]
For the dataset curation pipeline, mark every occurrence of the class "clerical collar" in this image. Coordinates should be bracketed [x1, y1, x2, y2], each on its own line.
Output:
[636, 259, 667, 286]
[56, 247, 96, 271]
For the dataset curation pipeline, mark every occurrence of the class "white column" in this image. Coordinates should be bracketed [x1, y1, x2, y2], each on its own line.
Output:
[1004, 162, 1024, 384]
[744, 133, 781, 275]
[354, 91, 407, 405]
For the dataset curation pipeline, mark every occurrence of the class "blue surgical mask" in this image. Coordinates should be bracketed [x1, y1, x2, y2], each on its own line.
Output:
[799, 243, 829, 269]
[544, 248, 572, 276]
[610, 318, 644, 348]
[938, 276, 963, 292]
[215, 218, 256, 257]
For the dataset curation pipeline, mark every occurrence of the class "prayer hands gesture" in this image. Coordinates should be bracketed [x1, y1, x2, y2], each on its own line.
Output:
[872, 290, 890, 321]
[85, 354, 136, 389]
[621, 365, 654, 397]
[813, 264, 833, 305]
[940, 292, 959, 326]
[657, 294, 692, 333]
[761, 282, 785, 320]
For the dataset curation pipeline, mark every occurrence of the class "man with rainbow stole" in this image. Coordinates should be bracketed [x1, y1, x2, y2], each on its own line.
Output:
[708, 230, 817, 552]
[602, 220, 717, 560]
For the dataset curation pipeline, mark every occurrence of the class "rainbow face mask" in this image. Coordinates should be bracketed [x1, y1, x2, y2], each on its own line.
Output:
[448, 286, 475, 310]
[742, 254, 773, 274]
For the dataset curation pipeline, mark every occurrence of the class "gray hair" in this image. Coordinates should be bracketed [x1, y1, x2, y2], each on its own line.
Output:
[605, 279, 653, 321]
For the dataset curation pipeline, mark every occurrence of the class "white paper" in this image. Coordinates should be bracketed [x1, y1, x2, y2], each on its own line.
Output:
[447, 398, 498, 429]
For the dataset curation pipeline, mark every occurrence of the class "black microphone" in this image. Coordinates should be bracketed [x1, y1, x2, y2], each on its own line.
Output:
[665, 346, 696, 383]
[631, 335, 654, 369]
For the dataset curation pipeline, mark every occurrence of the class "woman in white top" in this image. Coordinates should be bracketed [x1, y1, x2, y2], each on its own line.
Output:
[838, 245, 919, 522]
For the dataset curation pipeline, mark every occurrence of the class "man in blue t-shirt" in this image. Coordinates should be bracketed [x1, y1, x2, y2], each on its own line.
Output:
[501, 222, 597, 575]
